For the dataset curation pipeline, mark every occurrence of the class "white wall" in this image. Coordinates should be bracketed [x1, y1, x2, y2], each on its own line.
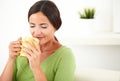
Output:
[70, 45, 120, 71]
[54, 0, 113, 38]
[0, 0, 120, 74]
[113, 0, 120, 32]
[0, 0, 35, 74]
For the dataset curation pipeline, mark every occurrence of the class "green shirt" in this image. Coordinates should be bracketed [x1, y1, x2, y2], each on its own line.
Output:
[13, 46, 76, 81]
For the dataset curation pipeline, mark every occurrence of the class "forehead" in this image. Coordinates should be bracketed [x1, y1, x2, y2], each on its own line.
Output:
[29, 12, 49, 23]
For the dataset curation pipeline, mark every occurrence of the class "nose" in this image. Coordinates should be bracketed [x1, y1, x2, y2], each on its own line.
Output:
[32, 27, 42, 35]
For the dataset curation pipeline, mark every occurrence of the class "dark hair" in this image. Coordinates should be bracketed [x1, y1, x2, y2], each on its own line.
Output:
[28, 0, 62, 30]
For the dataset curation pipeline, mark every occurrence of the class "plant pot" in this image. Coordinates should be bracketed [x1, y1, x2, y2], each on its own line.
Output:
[77, 19, 96, 34]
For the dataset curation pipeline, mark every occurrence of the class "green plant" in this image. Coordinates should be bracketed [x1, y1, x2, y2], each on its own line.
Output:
[79, 8, 95, 19]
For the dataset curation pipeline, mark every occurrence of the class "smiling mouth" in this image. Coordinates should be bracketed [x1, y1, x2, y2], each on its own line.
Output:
[36, 37, 44, 40]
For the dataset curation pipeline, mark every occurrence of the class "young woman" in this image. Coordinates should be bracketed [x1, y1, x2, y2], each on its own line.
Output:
[1, 0, 76, 81]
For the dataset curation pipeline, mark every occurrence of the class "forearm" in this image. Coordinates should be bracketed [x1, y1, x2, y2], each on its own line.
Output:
[33, 67, 47, 81]
[1, 58, 15, 81]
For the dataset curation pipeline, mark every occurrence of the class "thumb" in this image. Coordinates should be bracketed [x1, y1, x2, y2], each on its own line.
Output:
[18, 37, 22, 42]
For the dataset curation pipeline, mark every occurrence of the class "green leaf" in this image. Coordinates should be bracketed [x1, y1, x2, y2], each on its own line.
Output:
[79, 8, 95, 19]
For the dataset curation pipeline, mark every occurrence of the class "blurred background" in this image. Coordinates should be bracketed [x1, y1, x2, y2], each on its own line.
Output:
[0, 0, 120, 75]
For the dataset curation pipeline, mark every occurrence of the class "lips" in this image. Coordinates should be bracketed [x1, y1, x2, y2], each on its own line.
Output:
[36, 37, 44, 40]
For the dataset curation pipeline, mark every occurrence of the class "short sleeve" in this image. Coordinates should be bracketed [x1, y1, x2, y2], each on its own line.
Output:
[54, 48, 76, 81]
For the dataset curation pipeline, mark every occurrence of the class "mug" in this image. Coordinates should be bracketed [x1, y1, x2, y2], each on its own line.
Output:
[19, 36, 40, 56]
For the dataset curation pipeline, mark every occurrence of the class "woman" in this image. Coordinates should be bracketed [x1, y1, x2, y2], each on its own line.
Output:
[1, 0, 76, 81]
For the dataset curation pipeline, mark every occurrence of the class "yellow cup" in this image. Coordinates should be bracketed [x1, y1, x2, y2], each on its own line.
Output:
[19, 37, 40, 57]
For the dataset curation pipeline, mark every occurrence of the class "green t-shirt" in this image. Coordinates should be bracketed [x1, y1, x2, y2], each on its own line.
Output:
[13, 46, 76, 81]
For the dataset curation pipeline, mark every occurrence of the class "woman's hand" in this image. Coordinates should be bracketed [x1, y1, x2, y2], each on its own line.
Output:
[9, 37, 22, 60]
[22, 38, 41, 71]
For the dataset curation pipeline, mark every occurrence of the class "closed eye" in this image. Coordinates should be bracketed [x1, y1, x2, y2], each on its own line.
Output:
[40, 23, 48, 29]
[30, 26, 35, 28]
[29, 23, 35, 28]
[41, 26, 47, 29]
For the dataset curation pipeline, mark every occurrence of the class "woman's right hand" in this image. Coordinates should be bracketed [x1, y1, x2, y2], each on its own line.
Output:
[9, 37, 22, 60]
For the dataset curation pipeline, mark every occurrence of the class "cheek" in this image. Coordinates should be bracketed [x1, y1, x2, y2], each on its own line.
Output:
[47, 30, 55, 39]
[29, 28, 34, 35]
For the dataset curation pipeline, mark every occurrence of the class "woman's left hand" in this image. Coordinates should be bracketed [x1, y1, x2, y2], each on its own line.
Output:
[22, 39, 41, 71]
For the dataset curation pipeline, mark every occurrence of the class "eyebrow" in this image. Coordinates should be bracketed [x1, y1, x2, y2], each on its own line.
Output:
[29, 23, 35, 25]
[29, 22, 48, 26]
[40, 23, 48, 25]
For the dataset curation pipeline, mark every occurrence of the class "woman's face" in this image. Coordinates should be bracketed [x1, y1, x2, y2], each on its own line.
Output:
[29, 12, 56, 45]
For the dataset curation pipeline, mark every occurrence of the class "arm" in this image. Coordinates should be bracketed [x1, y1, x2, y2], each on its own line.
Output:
[1, 38, 21, 81]
[22, 38, 47, 81]
[1, 58, 16, 81]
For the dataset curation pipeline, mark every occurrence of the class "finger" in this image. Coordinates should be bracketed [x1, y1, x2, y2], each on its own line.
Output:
[9, 51, 20, 57]
[18, 37, 22, 41]
[11, 47, 21, 51]
[10, 44, 21, 51]
[11, 38, 22, 45]
[13, 43, 21, 48]
[22, 45, 38, 61]
[10, 41, 21, 47]
[22, 47, 31, 59]
[32, 38, 40, 52]
[10, 41, 19, 45]
[22, 46, 33, 56]
[24, 41, 37, 53]
[9, 43, 21, 52]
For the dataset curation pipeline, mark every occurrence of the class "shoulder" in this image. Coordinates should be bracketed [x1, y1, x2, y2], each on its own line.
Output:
[56, 45, 73, 54]
[55, 45, 75, 62]
[54, 46, 76, 73]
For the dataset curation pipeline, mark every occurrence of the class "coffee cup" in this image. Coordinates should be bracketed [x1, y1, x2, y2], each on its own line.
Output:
[19, 36, 40, 56]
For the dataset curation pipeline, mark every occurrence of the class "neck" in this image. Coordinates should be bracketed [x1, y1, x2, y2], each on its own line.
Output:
[40, 39, 61, 53]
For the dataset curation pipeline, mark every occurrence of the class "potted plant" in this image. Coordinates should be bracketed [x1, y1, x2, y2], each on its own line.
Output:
[78, 8, 96, 34]
[79, 8, 95, 19]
